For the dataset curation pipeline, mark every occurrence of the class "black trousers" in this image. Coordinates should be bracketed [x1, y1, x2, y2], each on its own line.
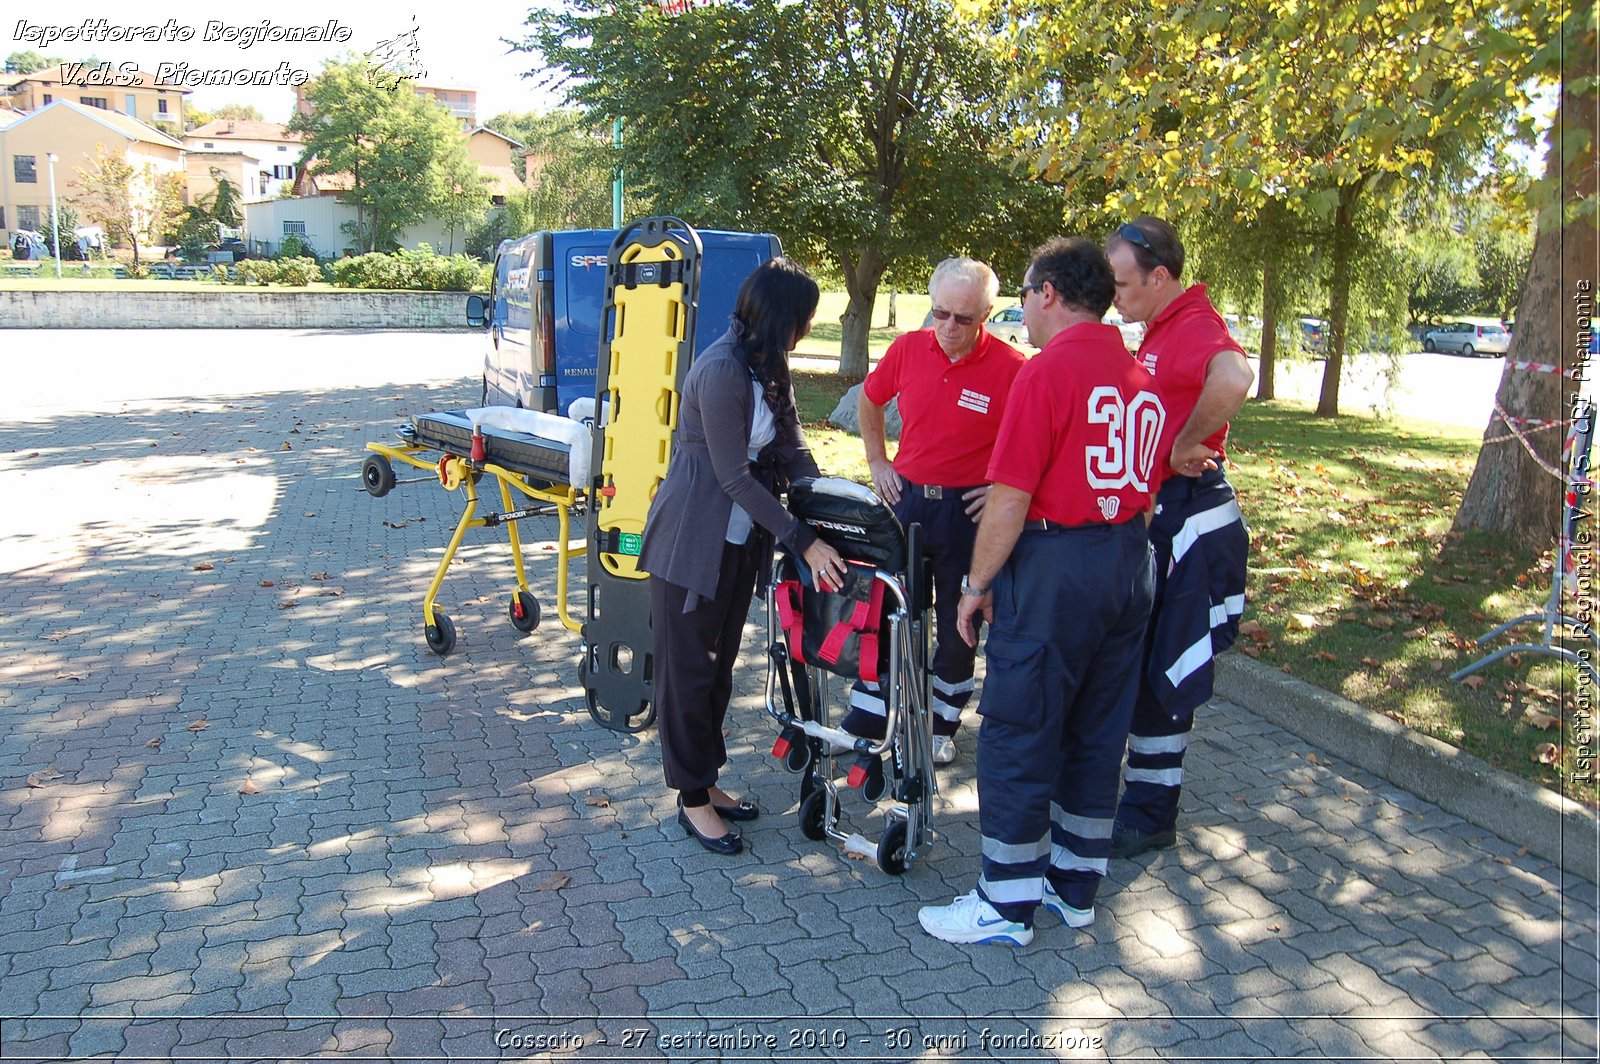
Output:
[651, 539, 760, 796]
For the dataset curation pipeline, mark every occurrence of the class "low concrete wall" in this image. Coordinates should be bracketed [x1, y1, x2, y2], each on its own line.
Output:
[0, 290, 473, 329]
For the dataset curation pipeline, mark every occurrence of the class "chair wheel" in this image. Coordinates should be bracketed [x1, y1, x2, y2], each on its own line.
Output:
[509, 591, 540, 633]
[784, 736, 813, 773]
[798, 789, 830, 842]
[361, 454, 396, 497]
[878, 818, 908, 875]
[425, 611, 456, 656]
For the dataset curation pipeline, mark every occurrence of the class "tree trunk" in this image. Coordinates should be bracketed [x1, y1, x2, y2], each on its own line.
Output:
[1316, 186, 1362, 417]
[1257, 257, 1278, 400]
[1452, 69, 1596, 539]
[887, 285, 897, 329]
[838, 247, 886, 381]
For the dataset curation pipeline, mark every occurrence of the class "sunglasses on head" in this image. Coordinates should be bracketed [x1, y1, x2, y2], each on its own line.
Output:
[930, 308, 978, 327]
[1118, 223, 1154, 252]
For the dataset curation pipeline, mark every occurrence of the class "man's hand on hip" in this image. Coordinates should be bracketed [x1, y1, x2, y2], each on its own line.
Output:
[869, 458, 903, 504]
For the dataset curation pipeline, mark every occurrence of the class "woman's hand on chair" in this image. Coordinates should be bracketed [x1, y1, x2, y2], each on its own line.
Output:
[802, 541, 846, 591]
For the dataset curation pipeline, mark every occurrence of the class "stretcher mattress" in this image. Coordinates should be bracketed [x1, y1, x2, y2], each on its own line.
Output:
[404, 411, 573, 486]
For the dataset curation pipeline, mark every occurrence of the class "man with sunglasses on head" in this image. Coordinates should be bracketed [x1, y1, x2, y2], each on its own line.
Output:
[844, 257, 1027, 764]
[1103, 216, 1253, 860]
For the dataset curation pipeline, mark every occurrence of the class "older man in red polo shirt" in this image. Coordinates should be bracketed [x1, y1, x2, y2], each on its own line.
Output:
[843, 257, 1026, 764]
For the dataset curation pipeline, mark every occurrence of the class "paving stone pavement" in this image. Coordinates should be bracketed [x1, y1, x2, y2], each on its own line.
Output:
[1, 331, 1596, 1062]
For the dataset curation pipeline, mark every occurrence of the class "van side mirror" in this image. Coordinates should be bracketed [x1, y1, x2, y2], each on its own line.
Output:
[466, 294, 488, 328]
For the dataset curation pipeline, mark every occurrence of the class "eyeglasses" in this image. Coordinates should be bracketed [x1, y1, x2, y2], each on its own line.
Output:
[1018, 282, 1044, 302]
[930, 308, 978, 327]
[1118, 223, 1154, 252]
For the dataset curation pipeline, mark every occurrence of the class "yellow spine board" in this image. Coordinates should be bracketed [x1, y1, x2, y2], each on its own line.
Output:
[595, 240, 687, 579]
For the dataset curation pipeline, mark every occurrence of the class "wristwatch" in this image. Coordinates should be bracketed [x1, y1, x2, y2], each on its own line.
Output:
[960, 575, 989, 597]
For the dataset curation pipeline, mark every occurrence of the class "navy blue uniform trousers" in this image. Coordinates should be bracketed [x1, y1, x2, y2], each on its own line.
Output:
[975, 518, 1154, 925]
[841, 482, 981, 739]
[1117, 469, 1248, 834]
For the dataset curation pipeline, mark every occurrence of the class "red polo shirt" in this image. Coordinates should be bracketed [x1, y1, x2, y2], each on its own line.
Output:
[986, 321, 1163, 527]
[864, 328, 1026, 486]
[1136, 284, 1246, 491]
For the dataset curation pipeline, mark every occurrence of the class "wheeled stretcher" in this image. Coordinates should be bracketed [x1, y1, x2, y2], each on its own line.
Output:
[360, 408, 589, 655]
[765, 478, 939, 875]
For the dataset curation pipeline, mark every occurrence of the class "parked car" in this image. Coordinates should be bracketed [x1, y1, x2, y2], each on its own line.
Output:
[1104, 310, 1144, 352]
[985, 304, 1030, 347]
[9, 230, 47, 260]
[1422, 320, 1510, 357]
[1299, 317, 1329, 356]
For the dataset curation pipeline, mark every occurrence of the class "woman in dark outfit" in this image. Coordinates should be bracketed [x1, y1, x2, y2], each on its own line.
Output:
[640, 259, 847, 855]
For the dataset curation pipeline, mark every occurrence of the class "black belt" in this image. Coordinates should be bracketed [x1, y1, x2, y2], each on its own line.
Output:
[906, 481, 981, 500]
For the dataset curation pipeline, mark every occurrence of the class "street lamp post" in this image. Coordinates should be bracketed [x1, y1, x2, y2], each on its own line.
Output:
[46, 152, 61, 279]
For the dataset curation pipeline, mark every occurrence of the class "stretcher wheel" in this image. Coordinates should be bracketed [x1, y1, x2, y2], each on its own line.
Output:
[425, 611, 456, 656]
[877, 819, 908, 876]
[362, 454, 396, 498]
[798, 789, 831, 842]
[509, 591, 540, 633]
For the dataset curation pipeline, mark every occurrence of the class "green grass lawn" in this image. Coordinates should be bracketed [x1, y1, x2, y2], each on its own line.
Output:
[794, 368, 1594, 805]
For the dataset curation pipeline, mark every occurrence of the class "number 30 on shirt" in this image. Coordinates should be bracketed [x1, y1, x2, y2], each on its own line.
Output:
[1085, 387, 1166, 492]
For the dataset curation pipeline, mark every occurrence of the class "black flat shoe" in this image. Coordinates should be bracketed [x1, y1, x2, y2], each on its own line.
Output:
[712, 799, 759, 822]
[677, 807, 743, 855]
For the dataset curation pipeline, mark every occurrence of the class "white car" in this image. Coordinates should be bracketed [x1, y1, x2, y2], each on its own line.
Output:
[984, 304, 1031, 347]
[1423, 321, 1510, 357]
[1104, 310, 1145, 352]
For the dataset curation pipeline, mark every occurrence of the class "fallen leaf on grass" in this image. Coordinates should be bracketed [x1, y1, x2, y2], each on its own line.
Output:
[1287, 613, 1319, 631]
[1359, 657, 1382, 668]
[1238, 620, 1273, 644]
[187, 719, 209, 731]
[536, 872, 571, 891]
[1461, 675, 1487, 690]
[585, 796, 611, 808]
[1239, 644, 1260, 658]
[1313, 651, 1338, 663]
[1533, 743, 1559, 765]
[1404, 627, 1428, 639]
[193, 562, 215, 572]
[1364, 614, 1395, 631]
[1524, 709, 1561, 730]
[1386, 674, 1406, 689]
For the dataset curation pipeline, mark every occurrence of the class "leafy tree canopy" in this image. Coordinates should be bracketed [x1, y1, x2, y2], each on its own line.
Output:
[517, 0, 1067, 376]
[286, 57, 487, 253]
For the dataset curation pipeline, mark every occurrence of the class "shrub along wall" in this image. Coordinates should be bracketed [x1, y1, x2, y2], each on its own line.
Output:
[0, 289, 474, 328]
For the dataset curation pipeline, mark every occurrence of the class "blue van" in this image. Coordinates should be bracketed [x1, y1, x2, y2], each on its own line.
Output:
[467, 227, 783, 416]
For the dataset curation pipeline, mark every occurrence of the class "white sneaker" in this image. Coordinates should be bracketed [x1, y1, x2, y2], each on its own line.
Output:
[918, 891, 1033, 946]
[931, 735, 957, 765]
[1041, 879, 1095, 927]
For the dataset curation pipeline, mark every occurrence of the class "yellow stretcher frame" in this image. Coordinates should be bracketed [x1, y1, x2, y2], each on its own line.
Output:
[591, 236, 691, 580]
[361, 441, 585, 655]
